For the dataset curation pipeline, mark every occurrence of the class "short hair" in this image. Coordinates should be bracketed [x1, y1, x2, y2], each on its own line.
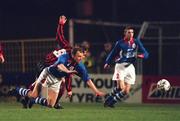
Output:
[71, 47, 83, 56]
[124, 26, 134, 33]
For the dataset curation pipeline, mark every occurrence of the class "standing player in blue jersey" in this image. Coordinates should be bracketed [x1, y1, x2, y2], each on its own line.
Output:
[103, 26, 149, 107]
[15, 47, 105, 108]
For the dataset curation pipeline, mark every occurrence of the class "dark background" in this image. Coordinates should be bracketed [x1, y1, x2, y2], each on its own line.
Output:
[0, 0, 180, 39]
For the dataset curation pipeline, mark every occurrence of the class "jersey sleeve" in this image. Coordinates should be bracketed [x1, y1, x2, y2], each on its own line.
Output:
[56, 23, 71, 49]
[105, 40, 120, 64]
[45, 51, 58, 66]
[76, 62, 90, 82]
[135, 39, 149, 59]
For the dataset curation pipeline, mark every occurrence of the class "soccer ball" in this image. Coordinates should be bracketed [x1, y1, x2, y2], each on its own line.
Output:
[157, 79, 171, 91]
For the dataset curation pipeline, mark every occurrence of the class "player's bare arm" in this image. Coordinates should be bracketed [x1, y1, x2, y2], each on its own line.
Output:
[86, 79, 105, 96]
[57, 64, 77, 74]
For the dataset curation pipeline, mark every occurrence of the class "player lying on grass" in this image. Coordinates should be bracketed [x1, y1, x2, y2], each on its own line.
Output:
[13, 47, 105, 108]
[104, 26, 149, 108]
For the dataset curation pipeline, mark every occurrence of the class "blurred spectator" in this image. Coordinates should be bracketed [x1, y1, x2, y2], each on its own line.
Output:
[81, 40, 96, 73]
[97, 42, 113, 73]
[81, 41, 90, 50]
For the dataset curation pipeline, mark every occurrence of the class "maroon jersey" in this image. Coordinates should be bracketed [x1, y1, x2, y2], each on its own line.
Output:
[44, 23, 72, 66]
[56, 23, 71, 49]
[34, 23, 72, 92]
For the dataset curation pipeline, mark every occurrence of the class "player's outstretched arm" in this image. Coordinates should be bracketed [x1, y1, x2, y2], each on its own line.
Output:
[56, 15, 71, 49]
[57, 64, 77, 74]
[86, 79, 105, 96]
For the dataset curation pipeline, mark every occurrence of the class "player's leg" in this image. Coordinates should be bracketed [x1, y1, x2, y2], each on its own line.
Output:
[105, 64, 135, 107]
[28, 82, 49, 108]
[28, 68, 49, 98]
[14, 68, 48, 108]
[27, 82, 41, 98]
[47, 88, 59, 107]
[29, 75, 63, 108]
[111, 63, 126, 94]
[13, 82, 40, 98]
[104, 79, 126, 107]
[113, 82, 131, 102]
[28, 83, 59, 108]
[54, 81, 65, 109]
[20, 78, 47, 109]
[47, 78, 63, 107]
[15, 68, 48, 98]
[104, 63, 126, 107]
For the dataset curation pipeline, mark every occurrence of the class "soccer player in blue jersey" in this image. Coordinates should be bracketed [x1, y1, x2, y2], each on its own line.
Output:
[15, 47, 105, 108]
[103, 26, 149, 107]
[19, 15, 71, 109]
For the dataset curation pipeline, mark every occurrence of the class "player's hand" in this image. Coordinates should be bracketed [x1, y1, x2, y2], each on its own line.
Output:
[66, 91, 72, 98]
[137, 54, 144, 58]
[104, 63, 110, 69]
[59, 15, 67, 25]
[0, 55, 5, 63]
[95, 90, 105, 97]
[67, 70, 77, 74]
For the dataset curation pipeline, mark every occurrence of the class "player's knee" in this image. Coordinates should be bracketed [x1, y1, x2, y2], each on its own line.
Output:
[29, 92, 38, 98]
[120, 85, 125, 91]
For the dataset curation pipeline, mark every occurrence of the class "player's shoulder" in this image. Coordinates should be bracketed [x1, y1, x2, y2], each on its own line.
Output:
[118, 38, 125, 43]
[58, 53, 69, 60]
[77, 61, 87, 70]
[115, 39, 125, 47]
[78, 61, 85, 67]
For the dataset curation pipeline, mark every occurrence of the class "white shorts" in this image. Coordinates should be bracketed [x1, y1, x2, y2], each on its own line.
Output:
[112, 63, 136, 85]
[36, 67, 64, 93]
[42, 75, 63, 93]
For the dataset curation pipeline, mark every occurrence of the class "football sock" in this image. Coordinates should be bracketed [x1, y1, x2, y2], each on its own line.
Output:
[16, 87, 30, 97]
[34, 97, 48, 106]
[111, 87, 121, 95]
[108, 91, 126, 107]
[115, 91, 125, 101]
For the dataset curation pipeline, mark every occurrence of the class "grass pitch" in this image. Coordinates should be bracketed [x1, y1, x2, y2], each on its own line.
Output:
[0, 102, 180, 121]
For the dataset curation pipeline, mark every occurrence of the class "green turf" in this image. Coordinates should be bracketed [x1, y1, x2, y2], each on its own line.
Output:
[0, 102, 180, 121]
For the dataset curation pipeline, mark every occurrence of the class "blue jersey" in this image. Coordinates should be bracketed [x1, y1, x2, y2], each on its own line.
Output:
[105, 38, 149, 65]
[48, 54, 90, 82]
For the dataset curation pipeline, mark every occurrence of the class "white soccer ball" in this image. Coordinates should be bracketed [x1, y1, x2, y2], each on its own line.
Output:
[157, 79, 171, 91]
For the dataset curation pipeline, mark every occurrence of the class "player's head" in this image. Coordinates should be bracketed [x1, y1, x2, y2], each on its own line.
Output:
[71, 47, 84, 63]
[74, 44, 88, 59]
[124, 26, 134, 40]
